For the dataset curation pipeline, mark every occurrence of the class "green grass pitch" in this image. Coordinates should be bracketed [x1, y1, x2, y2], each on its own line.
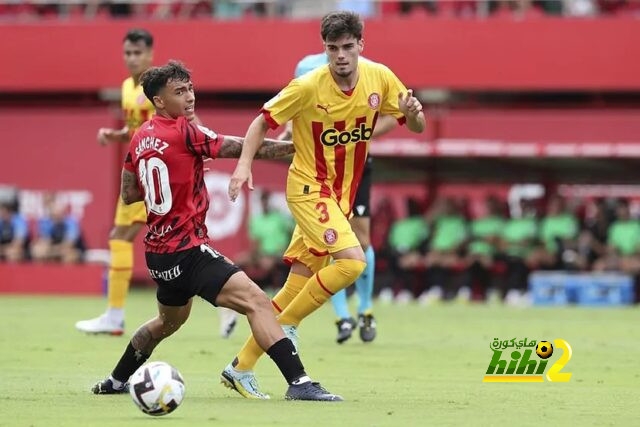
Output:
[1, 290, 639, 426]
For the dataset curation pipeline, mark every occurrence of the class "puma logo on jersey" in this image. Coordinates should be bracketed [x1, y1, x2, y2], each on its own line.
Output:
[316, 104, 330, 114]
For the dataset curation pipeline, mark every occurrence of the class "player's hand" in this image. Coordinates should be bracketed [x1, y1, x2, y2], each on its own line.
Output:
[228, 163, 254, 202]
[398, 89, 423, 119]
[97, 128, 119, 146]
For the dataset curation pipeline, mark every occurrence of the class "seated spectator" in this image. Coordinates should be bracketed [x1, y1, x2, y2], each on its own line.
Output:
[490, 0, 548, 18]
[369, 196, 397, 294]
[422, 198, 467, 303]
[593, 199, 640, 274]
[385, 197, 429, 302]
[438, 0, 478, 18]
[0, 201, 29, 262]
[31, 194, 84, 263]
[499, 198, 541, 304]
[241, 191, 293, 290]
[563, 0, 598, 16]
[337, 0, 376, 17]
[597, 0, 640, 16]
[578, 198, 612, 268]
[398, 1, 437, 16]
[463, 195, 506, 300]
[539, 195, 581, 270]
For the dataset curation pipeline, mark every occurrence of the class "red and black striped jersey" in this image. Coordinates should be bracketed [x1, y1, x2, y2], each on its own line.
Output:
[124, 115, 224, 253]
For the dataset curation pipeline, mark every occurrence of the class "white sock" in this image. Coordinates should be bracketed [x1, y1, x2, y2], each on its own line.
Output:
[109, 375, 125, 390]
[292, 375, 311, 385]
[106, 308, 124, 323]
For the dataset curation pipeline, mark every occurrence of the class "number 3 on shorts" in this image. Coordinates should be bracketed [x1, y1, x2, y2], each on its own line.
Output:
[315, 202, 330, 223]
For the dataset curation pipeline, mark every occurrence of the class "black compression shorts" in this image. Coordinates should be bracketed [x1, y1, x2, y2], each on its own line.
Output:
[352, 156, 372, 218]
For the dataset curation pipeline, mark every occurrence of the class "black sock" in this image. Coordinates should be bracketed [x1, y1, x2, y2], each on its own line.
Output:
[266, 338, 306, 385]
[112, 342, 151, 383]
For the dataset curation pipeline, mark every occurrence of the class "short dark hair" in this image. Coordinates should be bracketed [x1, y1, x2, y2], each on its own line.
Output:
[124, 28, 154, 48]
[140, 61, 191, 106]
[321, 11, 363, 42]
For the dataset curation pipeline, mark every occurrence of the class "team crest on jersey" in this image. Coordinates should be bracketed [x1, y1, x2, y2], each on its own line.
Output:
[324, 228, 338, 245]
[368, 93, 380, 109]
[137, 94, 147, 105]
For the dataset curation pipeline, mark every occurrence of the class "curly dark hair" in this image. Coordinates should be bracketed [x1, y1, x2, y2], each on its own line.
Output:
[321, 11, 363, 42]
[123, 28, 153, 48]
[140, 60, 191, 106]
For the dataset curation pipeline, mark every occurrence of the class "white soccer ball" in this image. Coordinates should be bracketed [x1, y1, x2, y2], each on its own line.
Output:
[129, 361, 185, 416]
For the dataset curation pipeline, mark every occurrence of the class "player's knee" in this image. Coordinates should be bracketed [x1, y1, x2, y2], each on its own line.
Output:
[241, 284, 272, 315]
[335, 258, 367, 283]
[350, 246, 367, 263]
[110, 225, 139, 242]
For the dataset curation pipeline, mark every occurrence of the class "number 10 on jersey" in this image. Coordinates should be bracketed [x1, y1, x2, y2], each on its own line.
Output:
[139, 157, 173, 215]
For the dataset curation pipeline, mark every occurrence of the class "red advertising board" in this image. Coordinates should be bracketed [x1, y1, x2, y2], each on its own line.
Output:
[2, 17, 640, 91]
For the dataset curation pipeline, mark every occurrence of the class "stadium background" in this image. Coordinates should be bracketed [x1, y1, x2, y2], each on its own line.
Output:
[2, 1, 640, 425]
[1, 3, 640, 292]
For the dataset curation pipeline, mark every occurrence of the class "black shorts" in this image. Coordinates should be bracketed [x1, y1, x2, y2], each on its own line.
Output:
[145, 244, 241, 307]
[352, 156, 372, 218]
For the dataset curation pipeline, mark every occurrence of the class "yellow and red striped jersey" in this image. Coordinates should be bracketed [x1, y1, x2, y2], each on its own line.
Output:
[262, 59, 407, 215]
[122, 77, 155, 136]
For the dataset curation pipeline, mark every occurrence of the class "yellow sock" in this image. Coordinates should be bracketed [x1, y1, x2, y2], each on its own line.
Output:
[107, 240, 133, 309]
[271, 273, 308, 313]
[278, 259, 366, 327]
[234, 273, 308, 371]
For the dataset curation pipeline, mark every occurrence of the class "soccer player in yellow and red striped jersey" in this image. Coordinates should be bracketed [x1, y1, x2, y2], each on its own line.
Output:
[222, 11, 425, 399]
[75, 29, 155, 335]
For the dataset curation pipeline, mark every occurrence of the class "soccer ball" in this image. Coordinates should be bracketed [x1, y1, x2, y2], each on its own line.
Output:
[129, 361, 185, 416]
[536, 341, 554, 359]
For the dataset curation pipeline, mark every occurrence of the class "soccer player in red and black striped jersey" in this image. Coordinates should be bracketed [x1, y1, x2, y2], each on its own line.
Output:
[91, 61, 342, 401]
[224, 11, 425, 398]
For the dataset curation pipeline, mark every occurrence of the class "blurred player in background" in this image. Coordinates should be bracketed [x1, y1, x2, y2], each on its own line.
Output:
[224, 11, 425, 398]
[75, 28, 155, 335]
[75, 29, 237, 337]
[93, 61, 341, 401]
[279, 52, 399, 344]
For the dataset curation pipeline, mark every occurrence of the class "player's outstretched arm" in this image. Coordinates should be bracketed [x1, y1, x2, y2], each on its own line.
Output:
[228, 114, 271, 201]
[97, 127, 130, 145]
[217, 136, 295, 160]
[121, 169, 144, 205]
[398, 90, 426, 134]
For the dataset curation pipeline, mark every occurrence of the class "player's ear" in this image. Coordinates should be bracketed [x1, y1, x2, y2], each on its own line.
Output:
[358, 38, 364, 53]
[153, 95, 163, 109]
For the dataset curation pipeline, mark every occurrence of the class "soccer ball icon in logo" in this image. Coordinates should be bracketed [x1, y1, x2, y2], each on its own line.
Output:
[536, 341, 554, 359]
[129, 361, 185, 416]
